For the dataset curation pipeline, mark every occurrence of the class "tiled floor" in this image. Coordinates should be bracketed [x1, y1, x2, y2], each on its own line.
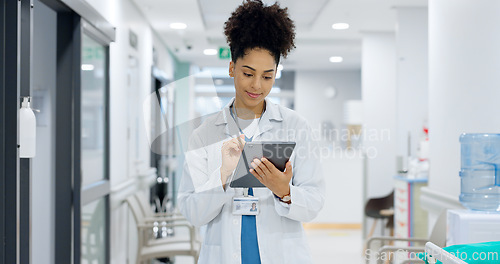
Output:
[170, 228, 364, 264]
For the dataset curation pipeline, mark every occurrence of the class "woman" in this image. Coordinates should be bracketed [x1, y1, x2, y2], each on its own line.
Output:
[178, 1, 325, 263]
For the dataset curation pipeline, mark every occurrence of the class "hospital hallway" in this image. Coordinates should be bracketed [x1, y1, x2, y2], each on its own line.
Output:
[3, 0, 500, 263]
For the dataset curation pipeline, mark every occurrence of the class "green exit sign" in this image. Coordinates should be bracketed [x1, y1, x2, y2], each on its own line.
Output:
[219, 47, 231, 60]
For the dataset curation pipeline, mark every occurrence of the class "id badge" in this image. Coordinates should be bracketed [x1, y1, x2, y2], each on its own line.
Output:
[232, 196, 259, 215]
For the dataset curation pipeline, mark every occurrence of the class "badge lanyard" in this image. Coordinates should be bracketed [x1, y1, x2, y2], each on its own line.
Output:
[229, 102, 265, 143]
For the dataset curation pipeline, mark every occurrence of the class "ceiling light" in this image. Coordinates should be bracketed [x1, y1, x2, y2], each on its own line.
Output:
[81, 64, 95, 71]
[329, 56, 343, 63]
[169, 23, 187, 30]
[332, 23, 349, 30]
[277, 64, 284, 71]
[203, 49, 217, 56]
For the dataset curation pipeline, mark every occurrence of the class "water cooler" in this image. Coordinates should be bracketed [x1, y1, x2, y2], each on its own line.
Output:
[447, 134, 500, 246]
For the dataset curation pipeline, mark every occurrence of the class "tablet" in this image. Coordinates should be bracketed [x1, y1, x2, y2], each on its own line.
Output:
[229, 141, 296, 188]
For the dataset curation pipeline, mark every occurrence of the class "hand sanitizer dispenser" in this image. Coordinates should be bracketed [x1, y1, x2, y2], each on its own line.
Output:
[19, 97, 36, 158]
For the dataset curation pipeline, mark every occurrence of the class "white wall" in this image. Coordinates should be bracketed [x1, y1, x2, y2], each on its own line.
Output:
[295, 70, 361, 134]
[84, 0, 175, 262]
[428, 0, 500, 198]
[395, 7, 428, 157]
[361, 33, 397, 198]
[314, 153, 364, 223]
[295, 70, 364, 223]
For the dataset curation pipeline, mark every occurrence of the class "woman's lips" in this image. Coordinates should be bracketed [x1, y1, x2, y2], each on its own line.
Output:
[246, 91, 261, 99]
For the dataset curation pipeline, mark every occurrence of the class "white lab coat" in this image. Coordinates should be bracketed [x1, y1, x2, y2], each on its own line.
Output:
[178, 98, 325, 264]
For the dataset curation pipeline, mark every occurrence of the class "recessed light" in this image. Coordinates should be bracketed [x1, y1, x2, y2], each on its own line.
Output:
[169, 23, 187, 30]
[203, 49, 217, 56]
[332, 23, 349, 30]
[329, 56, 343, 63]
[81, 64, 95, 71]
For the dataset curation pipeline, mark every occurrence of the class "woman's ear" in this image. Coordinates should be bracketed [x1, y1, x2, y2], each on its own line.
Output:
[229, 61, 234, 77]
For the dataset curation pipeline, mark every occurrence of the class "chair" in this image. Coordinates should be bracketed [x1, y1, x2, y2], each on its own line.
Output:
[365, 190, 395, 239]
[132, 194, 187, 240]
[125, 195, 200, 264]
[133, 194, 185, 223]
[365, 210, 447, 264]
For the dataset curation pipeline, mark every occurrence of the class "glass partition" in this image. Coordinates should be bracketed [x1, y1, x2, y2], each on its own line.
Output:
[80, 28, 110, 264]
[81, 34, 107, 186]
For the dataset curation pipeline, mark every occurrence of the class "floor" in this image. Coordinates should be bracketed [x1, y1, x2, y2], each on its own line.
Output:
[306, 228, 364, 264]
[165, 228, 364, 264]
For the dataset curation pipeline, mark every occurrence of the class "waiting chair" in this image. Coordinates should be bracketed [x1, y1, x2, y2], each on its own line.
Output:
[365, 190, 395, 239]
[132, 193, 188, 242]
[125, 195, 200, 264]
[133, 194, 185, 223]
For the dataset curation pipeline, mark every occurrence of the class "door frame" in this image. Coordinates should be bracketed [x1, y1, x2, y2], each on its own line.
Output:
[1, 1, 22, 263]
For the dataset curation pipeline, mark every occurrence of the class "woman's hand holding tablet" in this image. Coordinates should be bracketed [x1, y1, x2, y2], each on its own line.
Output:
[229, 141, 295, 189]
[250, 158, 292, 198]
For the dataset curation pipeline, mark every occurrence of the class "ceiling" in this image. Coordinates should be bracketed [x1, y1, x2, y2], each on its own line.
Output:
[133, 0, 427, 71]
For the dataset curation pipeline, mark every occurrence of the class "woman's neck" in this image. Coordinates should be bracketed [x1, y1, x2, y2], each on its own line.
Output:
[233, 99, 265, 120]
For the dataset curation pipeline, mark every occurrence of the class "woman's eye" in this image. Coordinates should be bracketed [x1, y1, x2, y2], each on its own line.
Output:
[244, 73, 253, 77]
[264, 76, 272, 80]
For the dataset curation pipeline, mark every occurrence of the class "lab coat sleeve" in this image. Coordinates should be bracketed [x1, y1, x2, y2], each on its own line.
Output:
[177, 131, 235, 227]
[273, 122, 325, 222]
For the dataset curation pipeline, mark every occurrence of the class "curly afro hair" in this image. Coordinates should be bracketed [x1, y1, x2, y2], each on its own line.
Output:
[224, 0, 296, 65]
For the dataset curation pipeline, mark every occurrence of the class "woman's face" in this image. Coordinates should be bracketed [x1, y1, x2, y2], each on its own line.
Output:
[229, 48, 277, 112]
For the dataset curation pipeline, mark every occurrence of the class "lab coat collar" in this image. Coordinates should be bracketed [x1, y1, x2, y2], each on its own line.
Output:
[214, 97, 283, 138]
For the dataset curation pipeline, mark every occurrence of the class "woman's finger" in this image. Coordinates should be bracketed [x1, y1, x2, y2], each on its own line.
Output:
[252, 162, 266, 178]
[228, 141, 240, 151]
[255, 159, 272, 176]
[224, 141, 239, 151]
[260, 158, 280, 174]
[236, 135, 245, 148]
[250, 169, 264, 183]
[238, 133, 246, 141]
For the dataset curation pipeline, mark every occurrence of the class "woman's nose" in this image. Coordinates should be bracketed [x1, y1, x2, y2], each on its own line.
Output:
[251, 77, 262, 90]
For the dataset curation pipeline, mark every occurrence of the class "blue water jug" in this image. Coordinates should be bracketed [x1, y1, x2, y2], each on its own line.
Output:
[459, 133, 500, 211]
